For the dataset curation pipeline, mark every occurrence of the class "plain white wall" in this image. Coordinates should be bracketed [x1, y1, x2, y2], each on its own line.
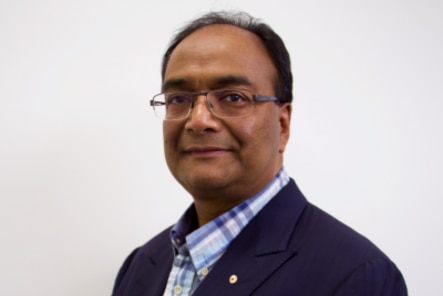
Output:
[1, 0, 441, 295]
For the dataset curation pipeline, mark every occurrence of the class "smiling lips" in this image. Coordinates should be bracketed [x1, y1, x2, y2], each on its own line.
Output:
[184, 146, 231, 157]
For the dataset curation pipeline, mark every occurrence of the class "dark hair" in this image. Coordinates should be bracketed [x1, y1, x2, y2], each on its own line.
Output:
[161, 11, 293, 103]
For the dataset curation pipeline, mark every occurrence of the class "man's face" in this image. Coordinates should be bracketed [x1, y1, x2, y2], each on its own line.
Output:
[162, 24, 291, 205]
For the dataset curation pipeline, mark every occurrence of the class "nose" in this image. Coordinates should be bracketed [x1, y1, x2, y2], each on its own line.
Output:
[184, 95, 220, 133]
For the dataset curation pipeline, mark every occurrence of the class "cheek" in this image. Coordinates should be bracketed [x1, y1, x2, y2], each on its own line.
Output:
[163, 124, 181, 156]
[234, 115, 280, 155]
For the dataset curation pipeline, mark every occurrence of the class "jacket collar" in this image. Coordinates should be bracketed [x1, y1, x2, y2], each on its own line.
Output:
[193, 179, 307, 295]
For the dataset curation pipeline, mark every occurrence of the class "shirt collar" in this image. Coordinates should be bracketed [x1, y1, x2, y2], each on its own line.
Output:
[170, 167, 290, 279]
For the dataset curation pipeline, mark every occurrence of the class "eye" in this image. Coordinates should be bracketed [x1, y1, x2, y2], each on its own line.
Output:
[167, 94, 191, 105]
[218, 92, 248, 103]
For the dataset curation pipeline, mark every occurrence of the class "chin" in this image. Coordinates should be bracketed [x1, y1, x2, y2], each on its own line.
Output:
[179, 171, 234, 193]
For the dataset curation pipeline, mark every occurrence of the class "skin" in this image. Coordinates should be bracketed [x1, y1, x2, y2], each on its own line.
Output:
[162, 24, 292, 226]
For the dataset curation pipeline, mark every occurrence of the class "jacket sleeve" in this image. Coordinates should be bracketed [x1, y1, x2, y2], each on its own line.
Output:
[333, 257, 408, 296]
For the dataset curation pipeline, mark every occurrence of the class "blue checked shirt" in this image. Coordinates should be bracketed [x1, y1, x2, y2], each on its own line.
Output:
[163, 168, 290, 296]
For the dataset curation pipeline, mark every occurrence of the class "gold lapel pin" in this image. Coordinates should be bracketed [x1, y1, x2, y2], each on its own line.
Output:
[229, 274, 238, 284]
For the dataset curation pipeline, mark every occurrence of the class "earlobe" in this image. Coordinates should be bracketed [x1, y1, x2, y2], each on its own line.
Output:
[279, 103, 292, 153]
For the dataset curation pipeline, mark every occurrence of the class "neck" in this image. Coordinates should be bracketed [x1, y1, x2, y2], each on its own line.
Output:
[189, 163, 284, 227]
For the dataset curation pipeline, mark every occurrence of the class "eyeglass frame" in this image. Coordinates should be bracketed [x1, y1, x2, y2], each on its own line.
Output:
[149, 88, 283, 120]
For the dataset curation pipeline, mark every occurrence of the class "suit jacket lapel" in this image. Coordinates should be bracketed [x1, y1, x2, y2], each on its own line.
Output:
[124, 230, 173, 296]
[194, 180, 307, 296]
[146, 243, 174, 296]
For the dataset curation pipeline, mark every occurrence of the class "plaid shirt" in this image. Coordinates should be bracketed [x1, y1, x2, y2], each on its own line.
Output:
[163, 168, 290, 296]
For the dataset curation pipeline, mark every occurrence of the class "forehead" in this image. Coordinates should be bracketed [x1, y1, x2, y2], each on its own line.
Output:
[163, 24, 277, 91]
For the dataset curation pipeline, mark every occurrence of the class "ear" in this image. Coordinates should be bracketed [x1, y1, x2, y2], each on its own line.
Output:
[278, 103, 292, 153]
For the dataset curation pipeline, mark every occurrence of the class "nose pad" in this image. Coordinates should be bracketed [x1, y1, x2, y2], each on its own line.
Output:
[189, 96, 214, 115]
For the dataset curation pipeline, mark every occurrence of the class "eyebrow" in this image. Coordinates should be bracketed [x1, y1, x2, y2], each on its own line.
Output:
[162, 75, 253, 92]
[212, 75, 253, 88]
[162, 78, 188, 92]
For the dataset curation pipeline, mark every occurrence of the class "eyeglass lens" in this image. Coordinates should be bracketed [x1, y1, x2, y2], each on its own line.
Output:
[155, 89, 255, 120]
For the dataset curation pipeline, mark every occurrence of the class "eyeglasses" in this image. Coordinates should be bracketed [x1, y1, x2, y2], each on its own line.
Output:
[150, 88, 281, 120]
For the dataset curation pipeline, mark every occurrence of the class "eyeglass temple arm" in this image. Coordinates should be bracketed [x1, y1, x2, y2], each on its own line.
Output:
[150, 100, 166, 106]
[253, 95, 281, 102]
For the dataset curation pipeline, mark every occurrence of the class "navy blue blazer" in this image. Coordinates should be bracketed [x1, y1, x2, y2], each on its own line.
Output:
[112, 180, 407, 295]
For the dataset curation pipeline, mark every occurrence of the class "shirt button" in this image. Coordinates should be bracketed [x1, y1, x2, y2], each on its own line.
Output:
[201, 267, 209, 276]
[174, 285, 182, 294]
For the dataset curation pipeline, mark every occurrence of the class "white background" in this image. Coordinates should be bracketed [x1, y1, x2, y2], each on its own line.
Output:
[1, 0, 442, 295]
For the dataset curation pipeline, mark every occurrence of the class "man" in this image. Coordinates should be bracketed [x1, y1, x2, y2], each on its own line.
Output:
[112, 11, 407, 295]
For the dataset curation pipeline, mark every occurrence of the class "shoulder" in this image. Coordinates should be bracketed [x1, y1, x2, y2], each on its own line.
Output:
[253, 180, 407, 294]
[275, 180, 391, 261]
[291, 203, 407, 294]
[138, 226, 172, 253]
[123, 225, 172, 266]
[299, 203, 385, 258]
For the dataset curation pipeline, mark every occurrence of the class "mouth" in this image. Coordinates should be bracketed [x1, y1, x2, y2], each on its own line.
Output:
[184, 146, 231, 158]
